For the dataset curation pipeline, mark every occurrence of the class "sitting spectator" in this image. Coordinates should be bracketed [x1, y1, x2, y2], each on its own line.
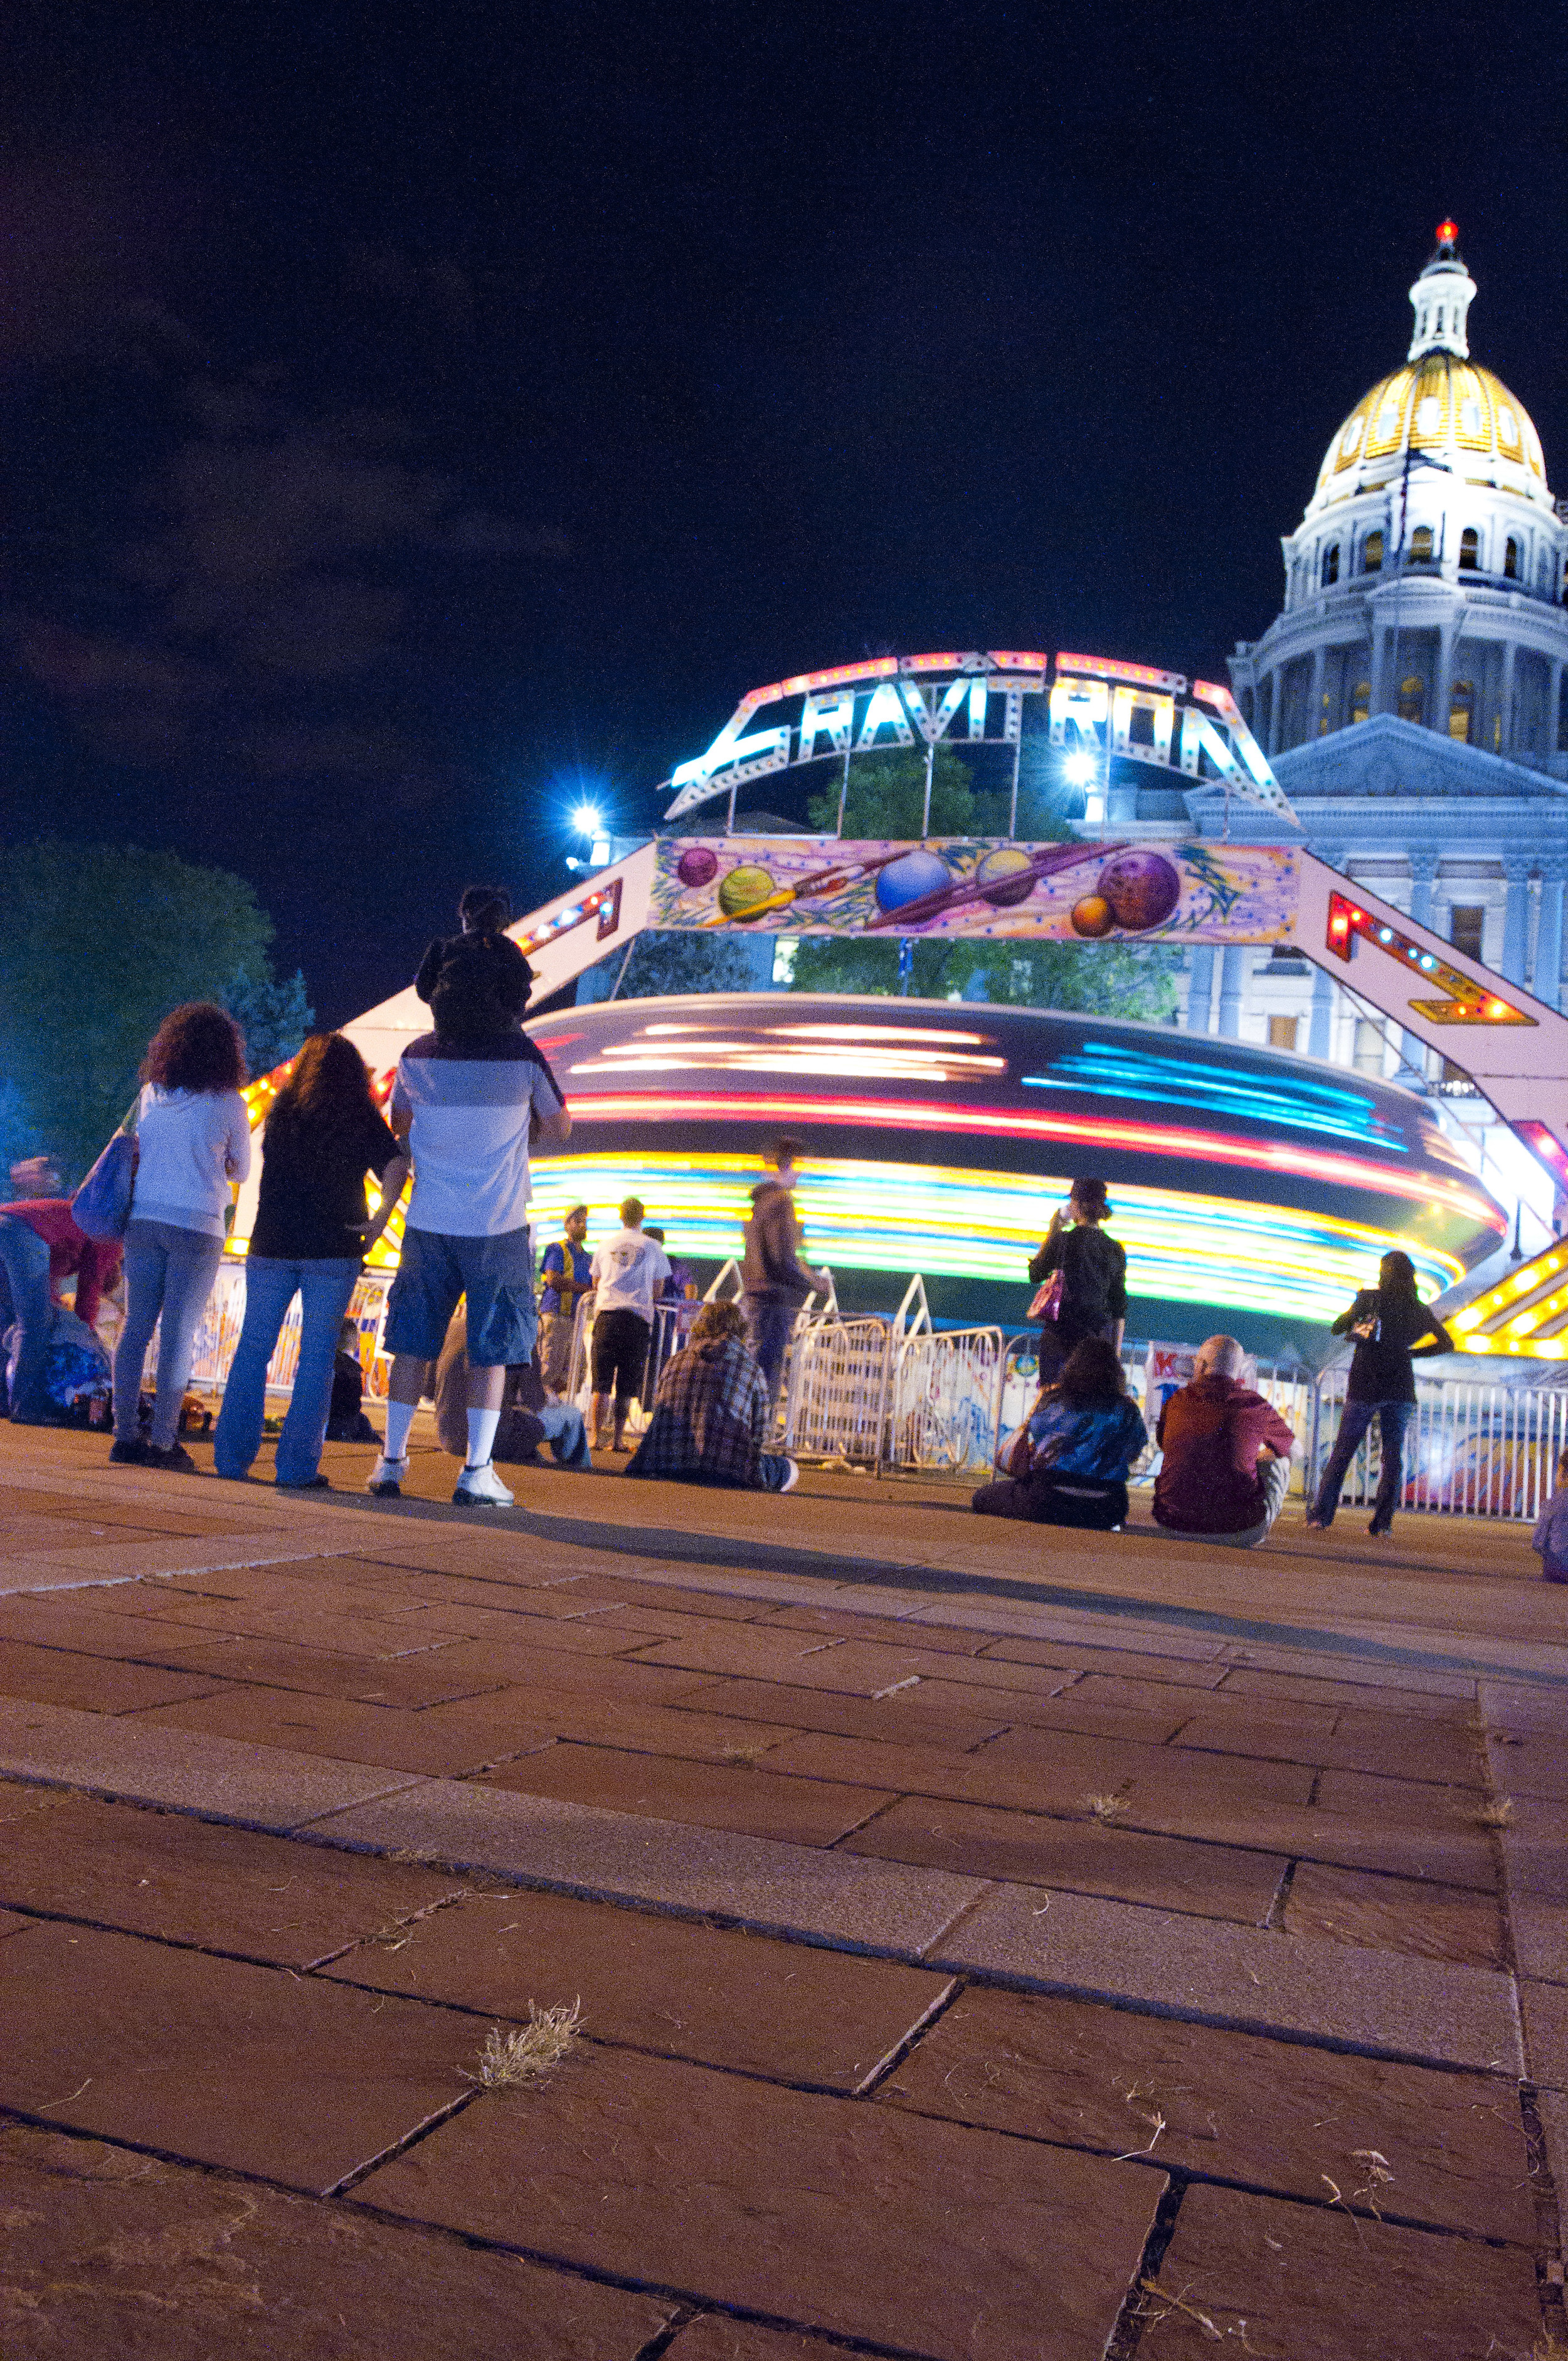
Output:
[0, 1161, 122, 1425]
[972, 1336, 1146, 1527]
[432, 1307, 591, 1470]
[1153, 1335, 1295, 1546]
[325, 1319, 379, 1443]
[625, 1298, 798, 1492]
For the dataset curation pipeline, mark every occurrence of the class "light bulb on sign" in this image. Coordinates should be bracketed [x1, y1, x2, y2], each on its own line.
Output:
[1062, 751, 1098, 788]
[570, 804, 603, 838]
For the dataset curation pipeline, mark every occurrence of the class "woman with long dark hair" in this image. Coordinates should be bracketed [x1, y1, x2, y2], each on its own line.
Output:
[972, 1334, 1147, 1528]
[1306, 1249, 1454, 1538]
[112, 1004, 252, 1470]
[1027, 1177, 1128, 1383]
[214, 1033, 408, 1488]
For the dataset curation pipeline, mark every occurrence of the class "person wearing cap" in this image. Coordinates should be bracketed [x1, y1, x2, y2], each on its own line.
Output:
[1027, 1177, 1127, 1384]
[538, 1202, 592, 1397]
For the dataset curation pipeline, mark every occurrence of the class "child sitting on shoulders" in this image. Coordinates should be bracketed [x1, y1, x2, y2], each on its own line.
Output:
[1531, 1448, 1568, 1584]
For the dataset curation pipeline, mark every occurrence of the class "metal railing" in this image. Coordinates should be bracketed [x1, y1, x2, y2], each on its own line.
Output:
[1308, 1366, 1568, 1522]
[165, 1260, 395, 1400]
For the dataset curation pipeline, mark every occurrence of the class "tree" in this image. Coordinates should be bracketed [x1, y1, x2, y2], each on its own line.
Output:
[0, 842, 278, 1177]
[223, 969, 315, 1076]
[791, 751, 1179, 1020]
[603, 927, 761, 999]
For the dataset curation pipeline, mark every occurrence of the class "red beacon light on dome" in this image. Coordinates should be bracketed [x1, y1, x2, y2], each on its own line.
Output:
[1436, 218, 1459, 246]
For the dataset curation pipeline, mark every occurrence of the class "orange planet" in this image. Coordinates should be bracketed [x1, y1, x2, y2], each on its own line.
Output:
[1070, 894, 1114, 938]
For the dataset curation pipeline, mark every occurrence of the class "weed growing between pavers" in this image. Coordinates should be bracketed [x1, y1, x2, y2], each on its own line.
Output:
[1084, 1791, 1131, 1821]
[1465, 1796, 1517, 1829]
[465, 2002, 582, 2089]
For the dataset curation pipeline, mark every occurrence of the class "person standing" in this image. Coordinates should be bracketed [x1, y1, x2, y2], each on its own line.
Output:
[213, 1034, 407, 1489]
[1027, 1177, 1127, 1384]
[112, 1004, 252, 1470]
[1306, 1251, 1453, 1539]
[369, 954, 570, 1506]
[739, 1137, 829, 1414]
[538, 1202, 591, 1396]
[588, 1197, 671, 1451]
[0, 1164, 122, 1425]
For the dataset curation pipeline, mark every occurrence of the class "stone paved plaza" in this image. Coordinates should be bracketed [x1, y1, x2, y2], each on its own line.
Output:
[1, 1423, 1565, 2358]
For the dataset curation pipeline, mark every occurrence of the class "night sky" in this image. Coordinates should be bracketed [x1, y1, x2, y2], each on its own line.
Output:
[4, 3, 1564, 1022]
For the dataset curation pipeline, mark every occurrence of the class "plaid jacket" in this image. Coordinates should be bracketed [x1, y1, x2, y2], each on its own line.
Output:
[625, 1334, 768, 1487]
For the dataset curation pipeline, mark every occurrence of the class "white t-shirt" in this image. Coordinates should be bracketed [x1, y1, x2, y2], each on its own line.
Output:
[591, 1228, 672, 1322]
[393, 1032, 564, 1239]
[131, 1086, 252, 1239]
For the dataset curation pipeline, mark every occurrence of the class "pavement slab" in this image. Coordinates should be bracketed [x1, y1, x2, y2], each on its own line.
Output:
[0, 1636, 236, 1716]
[477, 1739, 893, 1846]
[0, 1919, 479, 2191]
[840, 1794, 1289, 1924]
[0, 2121, 674, 2358]
[125, 1634, 511, 1706]
[665, 2323, 845, 2361]
[310, 1776, 985, 1956]
[321, 1881, 951, 2086]
[879, 1985, 1535, 2242]
[353, 2039, 1165, 2360]
[1138, 2182, 1544, 2358]
[131, 1685, 558, 1778]
[1520, 1979, 1568, 2090]
[675, 1675, 1012, 1750]
[1216, 1664, 1477, 1714]
[930, 1883, 1523, 2071]
[0, 1779, 465, 1965]
[1282, 1858, 1505, 1967]
[0, 1694, 423, 1830]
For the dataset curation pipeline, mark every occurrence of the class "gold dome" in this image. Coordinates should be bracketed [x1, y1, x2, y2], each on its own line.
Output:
[1310, 354, 1550, 514]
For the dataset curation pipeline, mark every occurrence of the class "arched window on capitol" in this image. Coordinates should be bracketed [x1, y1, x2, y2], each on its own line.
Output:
[1411, 526, 1434, 562]
[1459, 527, 1480, 570]
[1448, 681, 1474, 743]
[1350, 679, 1371, 725]
[1505, 537, 1520, 580]
[1322, 543, 1340, 586]
[1399, 675, 1426, 724]
[1362, 531, 1383, 573]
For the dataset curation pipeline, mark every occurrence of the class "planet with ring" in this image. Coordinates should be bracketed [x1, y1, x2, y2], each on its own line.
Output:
[1098, 850, 1181, 931]
[718, 864, 776, 918]
[874, 848, 953, 915]
[1070, 894, 1115, 938]
[975, 848, 1036, 909]
[677, 845, 719, 888]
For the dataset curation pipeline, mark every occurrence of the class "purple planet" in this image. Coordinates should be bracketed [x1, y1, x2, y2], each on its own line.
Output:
[677, 845, 719, 888]
[875, 848, 953, 916]
[1098, 850, 1181, 931]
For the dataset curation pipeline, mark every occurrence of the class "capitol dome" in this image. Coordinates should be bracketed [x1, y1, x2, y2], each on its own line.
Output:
[1309, 355, 1550, 518]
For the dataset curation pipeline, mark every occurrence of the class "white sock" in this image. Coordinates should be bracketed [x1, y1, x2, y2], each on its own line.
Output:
[383, 1400, 416, 1462]
[466, 1407, 501, 1468]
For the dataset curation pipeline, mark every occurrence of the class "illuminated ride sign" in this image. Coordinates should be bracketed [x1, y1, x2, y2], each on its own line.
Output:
[662, 649, 1297, 827]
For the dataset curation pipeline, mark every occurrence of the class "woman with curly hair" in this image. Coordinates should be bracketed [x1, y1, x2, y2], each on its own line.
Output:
[112, 1003, 252, 1470]
[214, 1033, 407, 1488]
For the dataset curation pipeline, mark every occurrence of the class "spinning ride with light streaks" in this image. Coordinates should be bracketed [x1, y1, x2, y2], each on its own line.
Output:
[232, 647, 1568, 1345]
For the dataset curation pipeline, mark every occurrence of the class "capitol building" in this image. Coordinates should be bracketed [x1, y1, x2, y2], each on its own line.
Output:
[1184, 226, 1568, 1189]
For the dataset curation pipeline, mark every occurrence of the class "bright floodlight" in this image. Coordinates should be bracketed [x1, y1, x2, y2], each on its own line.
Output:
[1062, 751, 1098, 788]
[571, 802, 603, 836]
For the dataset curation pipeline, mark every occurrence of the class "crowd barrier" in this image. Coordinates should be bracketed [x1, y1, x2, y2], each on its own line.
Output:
[167, 1259, 1568, 1522]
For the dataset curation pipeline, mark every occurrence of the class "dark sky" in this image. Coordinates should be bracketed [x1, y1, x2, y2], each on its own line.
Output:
[3, 1, 1564, 1022]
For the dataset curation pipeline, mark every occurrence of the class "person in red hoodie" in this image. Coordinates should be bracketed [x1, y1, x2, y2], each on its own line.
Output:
[1153, 1334, 1295, 1547]
[0, 1159, 122, 1424]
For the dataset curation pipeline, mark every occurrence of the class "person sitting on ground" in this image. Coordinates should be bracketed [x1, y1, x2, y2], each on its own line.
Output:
[1531, 1448, 1568, 1585]
[1027, 1176, 1127, 1384]
[625, 1297, 798, 1492]
[413, 886, 534, 1032]
[1153, 1334, 1295, 1547]
[972, 1335, 1147, 1527]
[325, 1318, 380, 1443]
[588, 1197, 671, 1452]
[432, 1305, 591, 1470]
[0, 1159, 122, 1425]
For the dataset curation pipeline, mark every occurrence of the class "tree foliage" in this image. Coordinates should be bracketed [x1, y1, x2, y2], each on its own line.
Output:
[604, 926, 762, 1001]
[803, 746, 1071, 844]
[222, 968, 315, 1077]
[0, 842, 278, 1177]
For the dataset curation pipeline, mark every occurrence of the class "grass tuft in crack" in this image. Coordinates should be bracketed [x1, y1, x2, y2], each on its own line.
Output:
[466, 2002, 582, 2090]
[1465, 1797, 1515, 1830]
[1083, 1792, 1129, 1822]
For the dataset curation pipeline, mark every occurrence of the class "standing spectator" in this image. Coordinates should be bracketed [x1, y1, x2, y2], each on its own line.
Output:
[538, 1202, 592, 1397]
[739, 1137, 829, 1414]
[369, 958, 570, 1506]
[112, 1004, 252, 1470]
[627, 1298, 797, 1492]
[214, 1034, 408, 1489]
[1153, 1335, 1295, 1546]
[972, 1337, 1147, 1528]
[1027, 1178, 1127, 1383]
[0, 1162, 122, 1425]
[1306, 1251, 1454, 1538]
[414, 887, 532, 1029]
[644, 1227, 697, 1303]
[588, 1197, 670, 1451]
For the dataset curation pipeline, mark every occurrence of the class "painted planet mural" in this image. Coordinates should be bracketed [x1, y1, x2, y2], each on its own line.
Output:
[1098, 850, 1181, 931]
[975, 847, 1037, 909]
[717, 864, 776, 918]
[874, 848, 953, 915]
[676, 845, 719, 888]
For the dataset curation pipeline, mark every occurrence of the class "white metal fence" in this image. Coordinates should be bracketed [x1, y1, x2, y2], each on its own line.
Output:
[1308, 1367, 1568, 1523]
[166, 1260, 395, 1400]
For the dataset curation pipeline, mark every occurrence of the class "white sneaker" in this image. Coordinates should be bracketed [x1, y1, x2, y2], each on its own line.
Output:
[780, 1458, 800, 1492]
[368, 1455, 406, 1497]
[453, 1460, 514, 1507]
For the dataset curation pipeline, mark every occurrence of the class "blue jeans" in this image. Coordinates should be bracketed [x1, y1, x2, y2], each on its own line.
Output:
[0, 1216, 56, 1423]
[1311, 1397, 1416, 1532]
[114, 1220, 226, 1449]
[535, 1403, 592, 1471]
[743, 1296, 798, 1411]
[214, 1256, 361, 1485]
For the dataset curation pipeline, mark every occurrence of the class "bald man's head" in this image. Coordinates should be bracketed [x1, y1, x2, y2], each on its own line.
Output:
[1195, 1335, 1246, 1380]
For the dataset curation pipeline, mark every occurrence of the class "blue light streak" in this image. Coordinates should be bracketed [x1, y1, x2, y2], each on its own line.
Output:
[1024, 1041, 1409, 1152]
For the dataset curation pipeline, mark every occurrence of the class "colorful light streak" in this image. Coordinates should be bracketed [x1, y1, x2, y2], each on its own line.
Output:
[1326, 893, 1535, 1026]
[1449, 1241, 1568, 1359]
[558, 1090, 1504, 1233]
[526, 1153, 1463, 1325]
[1030, 1041, 1419, 1153]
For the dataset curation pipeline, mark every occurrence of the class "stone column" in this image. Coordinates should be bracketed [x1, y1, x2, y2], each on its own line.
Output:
[1217, 947, 1248, 1039]
[1502, 854, 1532, 984]
[1369, 623, 1389, 716]
[1434, 624, 1457, 741]
[1500, 641, 1518, 755]
[1185, 946, 1216, 1034]
[1265, 670, 1282, 757]
[1535, 857, 1567, 1011]
[1308, 963, 1336, 1060]
[1308, 644, 1327, 738]
[1552, 658, 1565, 758]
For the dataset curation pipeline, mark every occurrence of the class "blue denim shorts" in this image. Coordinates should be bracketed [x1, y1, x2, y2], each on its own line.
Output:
[384, 1225, 537, 1367]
